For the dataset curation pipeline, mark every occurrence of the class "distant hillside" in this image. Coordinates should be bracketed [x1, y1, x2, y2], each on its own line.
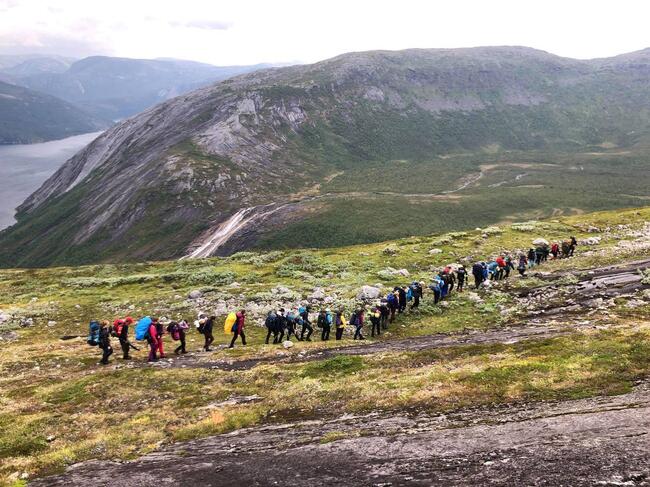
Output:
[0, 80, 107, 144]
[3, 46, 650, 267]
[13, 56, 281, 119]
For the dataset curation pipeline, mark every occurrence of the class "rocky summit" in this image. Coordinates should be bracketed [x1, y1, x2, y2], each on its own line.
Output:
[3, 46, 650, 267]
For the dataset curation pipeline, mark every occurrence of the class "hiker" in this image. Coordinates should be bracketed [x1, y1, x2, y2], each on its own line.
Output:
[386, 292, 398, 322]
[276, 308, 288, 343]
[203, 316, 215, 351]
[335, 310, 347, 340]
[496, 256, 506, 280]
[299, 306, 313, 341]
[505, 255, 514, 278]
[285, 309, 299, 341]
[535, 246, 544, 265]
[518, 253, 528, 276]
[527, 248, 536, 267]
[352, 308, 365, 340]
[561, 240, 571, 258]
[369, 306, 381, 338]
[429, 276, 442, 303]
[147, 318, 159, 362]
[99, 320, 113, 365]
[379, 299, 390, 329]
[570, 236, 577, 256]
[472, 262, 483, 289]
[409, 281, 421, 309]
[487, 260, 499, 281]
[155, 317, 166, 358]
[318, 309, 332, 341]
[457, 265, 467, 292]
[114, 316, 137, 360]
[551, 242, 560, 259]
[481, 262, 489, 282]
[229, 310, 246, 348]
[265, 310, 278, 344]
[396, 287, 407, 313]
[175, 319, 189, 354]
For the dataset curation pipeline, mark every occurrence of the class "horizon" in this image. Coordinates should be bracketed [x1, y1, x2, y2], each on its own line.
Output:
[3, 44, 650, 69]
[1, 0, 650, 66]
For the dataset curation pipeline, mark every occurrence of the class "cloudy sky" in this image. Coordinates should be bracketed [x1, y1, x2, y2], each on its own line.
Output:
[1, 0, 648, 65]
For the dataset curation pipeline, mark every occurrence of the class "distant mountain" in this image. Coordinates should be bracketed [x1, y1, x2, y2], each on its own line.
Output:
[0, 80, 107, 144]
[13, 56, 283, 119]
[4, 46, 650, 267]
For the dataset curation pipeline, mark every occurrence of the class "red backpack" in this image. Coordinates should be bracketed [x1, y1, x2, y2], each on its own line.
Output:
[112, 319, 124, 337]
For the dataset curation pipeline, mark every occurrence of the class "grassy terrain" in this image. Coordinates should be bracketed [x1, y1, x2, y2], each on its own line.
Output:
[2, 206, 650, 484]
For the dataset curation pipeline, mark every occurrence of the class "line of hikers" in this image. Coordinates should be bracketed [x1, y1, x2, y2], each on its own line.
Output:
[87, 236, 577, 365]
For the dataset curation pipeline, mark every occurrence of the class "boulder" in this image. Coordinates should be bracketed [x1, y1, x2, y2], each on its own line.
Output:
[283, 340, 294, 349]
[396, 269, 410, 277]
[309, 288, 326, 300]
[188, 290, 203, 300]
[429, 248, 443, 255]
[357, 285, 381, 300]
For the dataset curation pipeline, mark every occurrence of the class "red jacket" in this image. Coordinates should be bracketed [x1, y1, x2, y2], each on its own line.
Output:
[496, 257, 506, 268]
[148, 323, 158, 344]
[235, 312, 245, 331]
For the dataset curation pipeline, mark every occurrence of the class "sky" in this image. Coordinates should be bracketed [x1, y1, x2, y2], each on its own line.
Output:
[0, 0, 649, 66]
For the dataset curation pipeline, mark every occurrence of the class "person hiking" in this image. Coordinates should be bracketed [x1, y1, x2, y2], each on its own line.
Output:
[379, 299, 390, 330]
[166, 320, 181, 354]
[369, 306, 381, 338]
[446, 269, 456, 293]
[114, 316, 138, 360]
[527, 248, 536, 267]
[99, 320, 113, 365]
[175, 319, 189, 354]
[429, 276, 443, 303]
[299, 306, 313, 341]
[276, 308, 288, 343]
[147, 317, 159, 362]
[335, 310, 347, 340]
[352, 308, 365, 340]
[569, 236, 577, 256]
[396, 287, 407, 313]
[203, 316, 215, 351]
[285, 309, 299, 342]
[229, 310, 246, 348]
[457, 265, 467, 292]
[265, 310, 278, 344]
[496, 256, 506, 280]
[386, 292, 398, 322]
[472, 262, 484, 289]
[551, 242, 560, 259]
[505, 255, 515, 278]
[535, 246, 544, 265]
[518, 253, 528, 276]
[155, 318, 166, 359]
[317, 309, 331, 341]
[408, 281, 420, 309]
[439, 272, 450, 297]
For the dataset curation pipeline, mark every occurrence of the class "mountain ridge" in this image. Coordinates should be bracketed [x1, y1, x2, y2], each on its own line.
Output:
[3, 46, 650, 266]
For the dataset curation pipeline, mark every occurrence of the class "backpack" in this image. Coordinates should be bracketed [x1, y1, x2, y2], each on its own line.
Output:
[111, 319, 124, 337]
[406, 287, 413, 301]
[195, 319, 206, 334]
[167, 322, 180, 341]
[135, 317, 152, 341]
[349, 313, 359, 326]
[87, 320, 101, 346]
[224, 312, 237, 335]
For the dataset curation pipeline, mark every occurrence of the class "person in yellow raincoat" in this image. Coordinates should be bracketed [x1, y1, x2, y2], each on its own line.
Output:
[335, 310, 347, 340]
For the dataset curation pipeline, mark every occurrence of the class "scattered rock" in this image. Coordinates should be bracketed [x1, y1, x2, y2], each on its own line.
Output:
[468, 293, 483, 303]
[396, 269, 410, 277]
[229, 282, 242, 288]
[283, 341, 294, 349]
[382, 246, 398, 256]
[309, 288, 327, 300]
[46, 435, 56, 442]
[429, 248, 443, 255]
[357, 285, 381, 300]
[202, 395, 263, 410]
[20, 317, 34, 327]
[47, 320, 57, 326]
[188, 290, 203, 300]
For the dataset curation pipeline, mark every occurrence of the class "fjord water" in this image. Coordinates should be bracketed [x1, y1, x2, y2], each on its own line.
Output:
[0, 131, 102, 230]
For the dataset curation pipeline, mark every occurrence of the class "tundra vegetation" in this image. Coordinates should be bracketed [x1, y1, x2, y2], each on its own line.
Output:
[2, 206, 650, 485]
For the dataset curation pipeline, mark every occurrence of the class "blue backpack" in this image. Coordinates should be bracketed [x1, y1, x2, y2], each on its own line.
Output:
[87, 320, 100, 346]
[135, 316, 152, 341]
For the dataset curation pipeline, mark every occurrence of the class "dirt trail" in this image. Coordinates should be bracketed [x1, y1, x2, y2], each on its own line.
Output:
[34, 382, 650, 486]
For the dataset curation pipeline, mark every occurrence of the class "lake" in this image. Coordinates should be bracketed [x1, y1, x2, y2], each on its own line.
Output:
[0, 131, 102, 230]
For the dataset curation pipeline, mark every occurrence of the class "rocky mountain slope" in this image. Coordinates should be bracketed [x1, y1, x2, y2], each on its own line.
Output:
[3, 46, 650, 267]
[0, 80, 107, 144]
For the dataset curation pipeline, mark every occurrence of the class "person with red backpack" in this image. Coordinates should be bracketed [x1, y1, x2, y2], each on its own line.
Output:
[155, 318, 167, 359]
[147, 318, 159, 362]
[551, 242, 560, 259]
[114, 316, 137, 360]
[229, 310, 247, 348]
[173, 319, 189, 354]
